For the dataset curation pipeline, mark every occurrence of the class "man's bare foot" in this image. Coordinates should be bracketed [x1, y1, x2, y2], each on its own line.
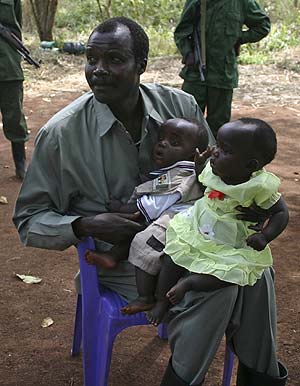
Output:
[84, 250, 118, 269]
[147, 300, 170, 326]
[166, 281, 188, 304]
[121, 296, 155, 315]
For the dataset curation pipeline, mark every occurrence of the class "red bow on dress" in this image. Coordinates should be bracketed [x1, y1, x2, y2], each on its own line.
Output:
[208, 190, 225, 200]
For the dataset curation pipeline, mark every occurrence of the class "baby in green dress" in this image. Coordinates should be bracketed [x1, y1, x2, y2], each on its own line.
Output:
[148, 117, 289, 326]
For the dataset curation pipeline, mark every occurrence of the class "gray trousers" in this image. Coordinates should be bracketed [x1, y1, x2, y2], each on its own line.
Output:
[75, 259, 279, 385]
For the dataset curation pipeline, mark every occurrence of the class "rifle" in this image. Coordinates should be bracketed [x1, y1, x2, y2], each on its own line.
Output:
[193, 27, 205, 81]
[0, 22, 40, 68]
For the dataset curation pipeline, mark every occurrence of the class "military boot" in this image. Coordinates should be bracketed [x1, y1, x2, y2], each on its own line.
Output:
[11, 142, 26, 180]
[160, 358, 204, 386]
[237, 361, 288, 386]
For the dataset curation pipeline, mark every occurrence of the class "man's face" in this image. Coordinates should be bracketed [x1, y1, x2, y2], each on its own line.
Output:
[85, 25, 144, 105]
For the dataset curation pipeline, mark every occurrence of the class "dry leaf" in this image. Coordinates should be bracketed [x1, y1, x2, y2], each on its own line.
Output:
[41, 317, 54, 328]
[0, 196, 8, 204]
[16, 274, 42, 284]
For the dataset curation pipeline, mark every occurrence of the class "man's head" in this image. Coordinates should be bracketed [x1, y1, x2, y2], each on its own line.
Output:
[85, 17, 149, 105]
[211, 118, 277, 185]
[153, 118, 208, 168]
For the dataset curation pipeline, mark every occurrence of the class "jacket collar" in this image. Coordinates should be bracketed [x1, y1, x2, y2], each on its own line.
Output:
[93, 84, 164, 137]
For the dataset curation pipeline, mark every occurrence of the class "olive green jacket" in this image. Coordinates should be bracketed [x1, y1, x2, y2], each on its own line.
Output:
[0, 0, 23, 81]
[174, 0, 270, 89]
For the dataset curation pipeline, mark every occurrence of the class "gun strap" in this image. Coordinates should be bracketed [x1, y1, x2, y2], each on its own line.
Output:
[200, 0, 206, 67]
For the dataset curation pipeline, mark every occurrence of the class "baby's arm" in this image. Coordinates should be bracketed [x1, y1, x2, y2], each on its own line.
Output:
[194, 146, 212, 178]
[246, 197, 289, 251]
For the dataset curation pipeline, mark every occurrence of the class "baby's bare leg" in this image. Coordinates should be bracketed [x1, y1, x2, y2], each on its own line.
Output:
[167, 273, 233, 304]
[121, 267, 157, 315]
[85, 243, 129, 269]
[121, 267, 157, 314]
[148, 255, 186, 326]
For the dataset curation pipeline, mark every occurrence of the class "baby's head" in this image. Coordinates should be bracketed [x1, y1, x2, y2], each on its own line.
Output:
[153, 117, 208, 168]
[211, 118, 277, 185]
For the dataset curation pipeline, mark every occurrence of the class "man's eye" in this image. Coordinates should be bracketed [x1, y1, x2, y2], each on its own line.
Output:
[110, 56, 123, 64]
[87, 56, 97, 65]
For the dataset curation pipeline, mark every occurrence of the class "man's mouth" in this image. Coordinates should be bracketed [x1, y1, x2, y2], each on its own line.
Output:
[93, 83, 113, 89]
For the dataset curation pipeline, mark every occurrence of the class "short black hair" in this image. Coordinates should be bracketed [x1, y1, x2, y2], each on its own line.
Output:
[239, 117, 277, 166]
[181, 117, 209, 153]
[92, 17, 149, 64]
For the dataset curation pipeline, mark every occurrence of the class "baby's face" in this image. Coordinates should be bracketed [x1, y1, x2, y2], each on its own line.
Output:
[210, 121, 257, 185]
[153, 119, 200, 168]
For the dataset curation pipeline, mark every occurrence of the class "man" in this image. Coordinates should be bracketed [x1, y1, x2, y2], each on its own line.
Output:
[0, 0, 28, 180]
[13, 17, 287, 386]
[174, 0, 271, 137]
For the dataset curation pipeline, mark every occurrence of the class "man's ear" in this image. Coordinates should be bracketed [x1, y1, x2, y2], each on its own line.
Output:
[137, 58, 147, 75]
[247, 158, 259, 172]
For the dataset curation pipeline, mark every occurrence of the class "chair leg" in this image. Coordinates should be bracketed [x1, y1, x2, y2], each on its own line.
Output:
[158, 323, 168, 340]
[82, 315, 116, 386]
[71, 294, 82, 356]
[222, 345, 235, 386]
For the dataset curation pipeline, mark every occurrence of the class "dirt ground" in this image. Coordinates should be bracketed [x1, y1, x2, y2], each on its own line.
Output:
[1, 54, 299, 386]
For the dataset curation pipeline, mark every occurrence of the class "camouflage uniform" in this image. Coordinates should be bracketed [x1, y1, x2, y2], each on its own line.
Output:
[0, 0, 28, 178]
[174, 0, 270, 136]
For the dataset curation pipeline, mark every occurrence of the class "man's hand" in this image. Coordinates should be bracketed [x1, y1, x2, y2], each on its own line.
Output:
[246, 232, 268, 251]
[194, 146, 212, 177]
[234, 39, 241, 56]
[184, 51, 195, 67]
[106, 198, 123, 212]
[72, 212, 145, 244]
[236, 203, 269, 232]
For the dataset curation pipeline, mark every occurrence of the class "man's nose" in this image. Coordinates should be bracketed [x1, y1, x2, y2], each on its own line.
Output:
[93, 60, 109, 75]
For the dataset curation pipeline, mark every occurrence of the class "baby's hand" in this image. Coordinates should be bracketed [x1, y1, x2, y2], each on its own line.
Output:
[194, 146, 213, 177]
[246, 232, 268, 251]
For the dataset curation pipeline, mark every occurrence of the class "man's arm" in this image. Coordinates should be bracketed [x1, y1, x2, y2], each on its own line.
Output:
[13, 129, 82, 250]
[247, 197, 289, 251]
[14, 0, 22, 30]
[13, 128, 144, 251]
[240, 0, 271, 44]
[174, 0, 198, 63]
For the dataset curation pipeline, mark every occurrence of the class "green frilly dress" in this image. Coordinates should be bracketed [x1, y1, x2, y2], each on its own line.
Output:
[164, 163, 281, 286]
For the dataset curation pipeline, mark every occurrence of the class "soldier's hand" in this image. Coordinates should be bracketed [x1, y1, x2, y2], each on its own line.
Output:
[234, 39, 241, 56]
[184, 52, 195, 67]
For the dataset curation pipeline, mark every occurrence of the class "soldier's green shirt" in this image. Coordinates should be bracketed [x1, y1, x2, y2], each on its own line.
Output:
[13, 84, 214, 251]
[174, 0, 270, 89]
[0, 0, 23, 81]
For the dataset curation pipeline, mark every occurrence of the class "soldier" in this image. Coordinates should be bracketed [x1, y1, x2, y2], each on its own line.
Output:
[0, 0, 28, 180]
[174, 0, 271, 137]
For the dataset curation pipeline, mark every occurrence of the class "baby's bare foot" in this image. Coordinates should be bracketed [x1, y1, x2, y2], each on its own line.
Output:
[147, 300, 169, 326]
[121, 296, 155, 315]
[84, 250, 117, 269]
[166, 282, 187, 304]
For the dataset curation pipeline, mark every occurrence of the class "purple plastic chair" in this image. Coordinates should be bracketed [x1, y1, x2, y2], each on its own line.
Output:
[71, 236, 235, 386]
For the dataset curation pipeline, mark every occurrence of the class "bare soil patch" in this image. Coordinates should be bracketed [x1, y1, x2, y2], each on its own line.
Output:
[0, 54, 299, 386]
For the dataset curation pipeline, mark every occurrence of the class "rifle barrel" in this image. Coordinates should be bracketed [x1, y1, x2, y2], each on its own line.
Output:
[0, 22, 40, 68]
[193, 29, 205, 82]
